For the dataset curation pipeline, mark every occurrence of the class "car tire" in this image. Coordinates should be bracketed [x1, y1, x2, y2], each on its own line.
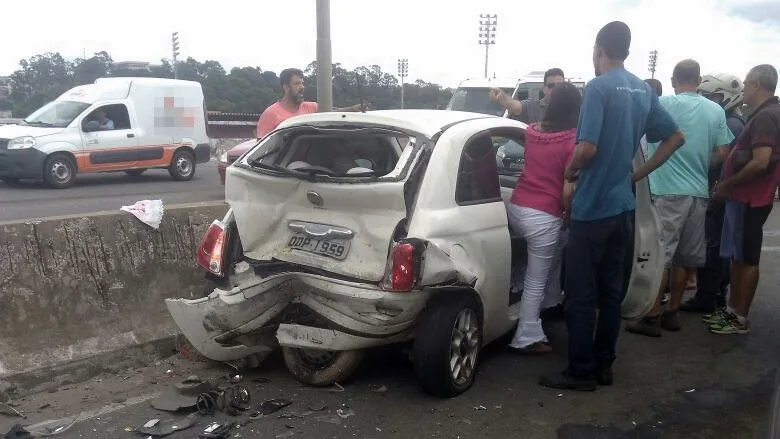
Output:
[169, 150, 196, 181]
[281, 347, 364, 387]
[413, 294, 482, 398]
[43, 154, 77, 189]
[125, 169, 146, 177]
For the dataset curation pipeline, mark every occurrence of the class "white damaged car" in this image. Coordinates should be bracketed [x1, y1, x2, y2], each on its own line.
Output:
[166, 110, 664, 397]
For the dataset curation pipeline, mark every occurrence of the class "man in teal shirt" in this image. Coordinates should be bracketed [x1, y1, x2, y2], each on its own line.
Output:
[627, 59, 733, 337]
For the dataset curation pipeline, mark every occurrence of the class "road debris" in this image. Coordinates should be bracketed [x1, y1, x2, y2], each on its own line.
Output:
[135, 414, 199, 437]
[337, 407, 356, 419]
[314, 415, 342, 425]
[120, 199, 164, 229]
[474, 405, 487, 411]
[369, 384, 388, 393]
[250, 399, 293, 418]
[0, 403, 25, 419]
[307, 403, 327, 412]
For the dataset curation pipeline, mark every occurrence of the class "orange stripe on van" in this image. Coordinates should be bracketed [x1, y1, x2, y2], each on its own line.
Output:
[74, 144, 184, 173]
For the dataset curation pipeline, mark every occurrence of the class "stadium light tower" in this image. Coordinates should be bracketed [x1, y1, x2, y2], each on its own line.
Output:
[397, 58, 408, 109]
[648, 50, 658, 79]
[171, 32, 180, 79]
[479, 14, 497, 78]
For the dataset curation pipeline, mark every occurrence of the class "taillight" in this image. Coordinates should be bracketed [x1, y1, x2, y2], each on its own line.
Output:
[196, 220, 227, 276]
[382, 242, 417, 292]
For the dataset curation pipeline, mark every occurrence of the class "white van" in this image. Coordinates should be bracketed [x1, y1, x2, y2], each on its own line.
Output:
[0, 77, 211, 188]
[446, 72, 586, 118]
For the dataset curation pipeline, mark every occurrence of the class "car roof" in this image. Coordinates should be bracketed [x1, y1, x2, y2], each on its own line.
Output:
[274, 109, 499, 138]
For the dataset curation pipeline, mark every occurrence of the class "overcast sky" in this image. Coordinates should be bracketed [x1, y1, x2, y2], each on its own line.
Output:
[3, 0, 779, 95]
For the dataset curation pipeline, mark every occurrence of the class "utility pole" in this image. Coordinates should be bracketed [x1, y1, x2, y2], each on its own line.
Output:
[316, 0, 333, 112]
[171, 32, 180, 79]
[397, 58, 408, 109]
[648, 50, 658, 79]
[478, 14, 497, 79]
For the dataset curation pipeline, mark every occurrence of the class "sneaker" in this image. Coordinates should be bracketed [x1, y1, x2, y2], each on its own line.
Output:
[595, 367, 614, 386]
[661, 310, 681, 331]
[625, 315, 662, 337]
[680, 297, 717, 314]
[538, 370, 597, 392]
[709, 315, 750, 335]
[702, 308, 729, 325]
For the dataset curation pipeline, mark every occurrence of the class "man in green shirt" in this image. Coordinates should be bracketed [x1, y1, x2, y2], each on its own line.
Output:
[627, 59, 733, 337]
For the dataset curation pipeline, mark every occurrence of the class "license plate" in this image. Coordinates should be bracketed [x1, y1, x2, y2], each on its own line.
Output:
[286, 234, 350, 260]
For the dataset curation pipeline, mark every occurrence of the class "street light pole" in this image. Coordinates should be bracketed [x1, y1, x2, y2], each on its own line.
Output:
[479, 14, 497, 79]
[397, 58, 408, 109]
[648, 50, 658, 79]
[171, 32, 180, 79]
[316, 0, 333, 112]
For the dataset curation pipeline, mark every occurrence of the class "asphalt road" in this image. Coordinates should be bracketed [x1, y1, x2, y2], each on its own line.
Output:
[3, 210, 780, 439]
[0, 162, 225, 223]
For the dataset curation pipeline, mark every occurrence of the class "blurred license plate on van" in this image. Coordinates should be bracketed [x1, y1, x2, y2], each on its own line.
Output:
[286, 234, 350, 260]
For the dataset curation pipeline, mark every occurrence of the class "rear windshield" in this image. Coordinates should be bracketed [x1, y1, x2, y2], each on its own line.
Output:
[447, 87, 514, 116]
[240, 127, 418, 182]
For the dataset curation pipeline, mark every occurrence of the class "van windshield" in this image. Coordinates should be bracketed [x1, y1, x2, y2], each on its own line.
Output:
[23, 101, 90, 128]
[447, 87, 514, 116]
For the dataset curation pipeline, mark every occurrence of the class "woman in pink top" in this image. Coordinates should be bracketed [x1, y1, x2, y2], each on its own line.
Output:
[508, 82, 581, 354]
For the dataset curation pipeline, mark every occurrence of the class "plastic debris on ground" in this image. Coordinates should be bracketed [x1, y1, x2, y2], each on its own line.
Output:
[120, 199, 164, 229]
[24, 414, 79, 436]
[249, 399, 292, 418]
[135, 413, 199, 437]
[336, 407, 355, 419]
[199, 422, 236, 439]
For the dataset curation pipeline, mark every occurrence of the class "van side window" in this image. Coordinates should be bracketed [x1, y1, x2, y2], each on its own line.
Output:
[455, 132, 501, 205]
[82, 104, 131, 132]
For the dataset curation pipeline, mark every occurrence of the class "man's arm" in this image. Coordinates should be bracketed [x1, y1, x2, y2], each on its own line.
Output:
[715, 111, 778, 198]
[564, 84, 604, 181]
[489, 88, 524, 116]
[632, 130, 685, 182]
[334, 104, 368, 112]
[632, 92, 684, 182]
[717, 146, 773, 190]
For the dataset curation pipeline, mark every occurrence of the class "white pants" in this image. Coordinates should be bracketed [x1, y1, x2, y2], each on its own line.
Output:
[507, 205, 562, 348]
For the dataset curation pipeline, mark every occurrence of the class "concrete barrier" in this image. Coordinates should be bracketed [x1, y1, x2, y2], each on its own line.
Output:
[0, 201, 228, 396]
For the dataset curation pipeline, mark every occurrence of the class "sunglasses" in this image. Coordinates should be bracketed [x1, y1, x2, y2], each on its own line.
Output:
[545, 83, 557, 89]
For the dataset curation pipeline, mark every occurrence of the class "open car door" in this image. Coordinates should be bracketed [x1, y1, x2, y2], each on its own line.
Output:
[622, 148, 665, 320]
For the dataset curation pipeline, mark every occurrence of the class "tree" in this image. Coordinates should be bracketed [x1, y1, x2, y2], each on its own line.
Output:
[5, 51, 453, 117]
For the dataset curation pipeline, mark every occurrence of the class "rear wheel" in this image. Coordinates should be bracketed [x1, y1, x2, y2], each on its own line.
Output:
[125, 169, 146, 177]
[169, 150, 195, 181]
[43, 154, 77, 189]
[282, 347, 364, 386]
[413, 294, 482, 398]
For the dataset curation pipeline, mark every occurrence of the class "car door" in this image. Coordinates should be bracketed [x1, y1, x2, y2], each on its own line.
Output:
[622, 148, 665, 320]
[79, 103, 140, 172]
[407, 118, 517, 342]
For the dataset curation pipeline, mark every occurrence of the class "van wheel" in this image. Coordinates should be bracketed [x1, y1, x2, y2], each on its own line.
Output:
[413, 295, 482, 398]
[282, 347, 364, 387]
[169, 150, 195, 181]
[125, 169, 146, 177]
[43, 154, 77, 189]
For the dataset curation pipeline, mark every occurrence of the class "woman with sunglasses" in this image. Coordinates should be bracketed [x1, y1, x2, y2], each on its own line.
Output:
[507, 82, 581, 354]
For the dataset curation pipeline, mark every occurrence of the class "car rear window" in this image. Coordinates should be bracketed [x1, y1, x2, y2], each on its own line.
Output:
[242, 128, 418, 181]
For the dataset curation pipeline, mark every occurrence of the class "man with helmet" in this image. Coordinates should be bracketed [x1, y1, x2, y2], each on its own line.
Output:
[679, 73, 746, 314]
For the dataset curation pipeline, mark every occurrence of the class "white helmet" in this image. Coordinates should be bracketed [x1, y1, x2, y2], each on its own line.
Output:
[698, 73, 744, 112]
